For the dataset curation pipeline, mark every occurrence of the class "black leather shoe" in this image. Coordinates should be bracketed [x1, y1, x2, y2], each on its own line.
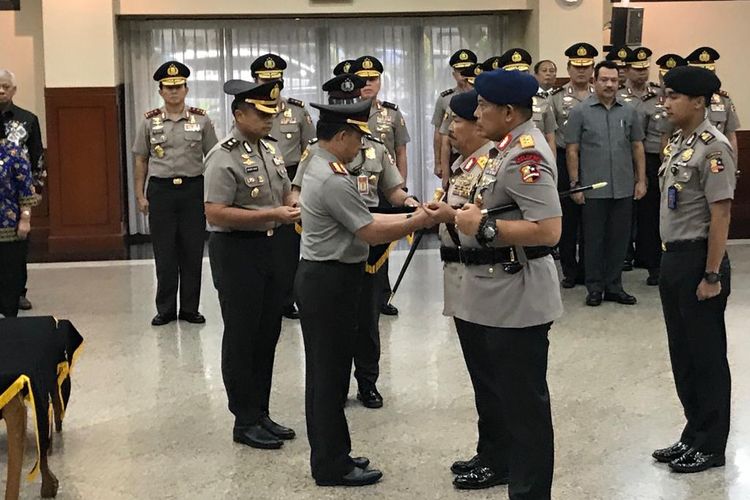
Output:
[586, 292, 603, 306]
[603, 291, 637, 305]
[652, 441, 691, 463]
[453, 466, 509, 490]
[151, 313, 177, 326]
[561, 277, 576, 289]
[18, 296, 32, 310]
[357, 387, 383, 408]
[178, 312, 206, 324]
[282, 304, 300, 320]
[622, 260, 634, 271]
[669, 449, 725, 473]
[647, 271, 660, 287]
[233, 424, 283, 449]
[380, 303, 399, 316]
[259, 414, 295, 440]
[451, 454, 481, 475]
[316, 466, 383, 486]
[353, 457, 370, 469]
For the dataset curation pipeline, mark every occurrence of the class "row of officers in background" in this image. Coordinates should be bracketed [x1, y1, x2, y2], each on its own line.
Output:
[132, 45, 736, 498]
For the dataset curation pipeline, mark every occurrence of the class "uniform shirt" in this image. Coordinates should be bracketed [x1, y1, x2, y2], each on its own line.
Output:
[269, 97, 315, 166]
[0, 140, 37, 242]
[293, 138, 403, 208]
[432, 87, 458, 129]
[203, 128, 290, 233]
[0, 103, 45, 187]
[368, 101, 410, 158]
[440, 141, 493, 317]
[658, 91, 741, 137]
[453, 121, 563, 328]
[659, 120, 736, 243]
[132, 106, 218, 178]
[532, 92, 557, 136]
[298, 147, 374, 263]
[549, 83, 594, 149]
[565, 94, 645, 199]
[618, 83, 665, 155]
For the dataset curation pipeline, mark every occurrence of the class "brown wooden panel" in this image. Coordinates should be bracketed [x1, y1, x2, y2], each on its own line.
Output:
[44, 86, 125, 257]
[730, 130, 750, 239]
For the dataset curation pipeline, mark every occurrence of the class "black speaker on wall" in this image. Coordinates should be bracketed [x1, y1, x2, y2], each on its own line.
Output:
[0, 0, 20, 10]
[611, 7, 644, 47]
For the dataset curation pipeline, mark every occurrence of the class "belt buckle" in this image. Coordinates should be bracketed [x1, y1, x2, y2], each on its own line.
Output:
[172, 178, 183, 186]
[267, 229, 274, 237]
[457, 245, 463, 264]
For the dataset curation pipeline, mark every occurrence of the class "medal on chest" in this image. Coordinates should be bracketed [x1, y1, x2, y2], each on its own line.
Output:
[357, 175, 369, 194]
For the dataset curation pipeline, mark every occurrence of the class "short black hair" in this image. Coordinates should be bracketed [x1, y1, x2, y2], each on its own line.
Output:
[594, 60, 619, 79]
[534, 60, 556, 74]
[517, 104, 533, 121]
[316, 121, 355, 141]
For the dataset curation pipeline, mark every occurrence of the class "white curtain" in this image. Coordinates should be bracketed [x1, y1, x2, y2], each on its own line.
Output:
[120, 15, 512, 235]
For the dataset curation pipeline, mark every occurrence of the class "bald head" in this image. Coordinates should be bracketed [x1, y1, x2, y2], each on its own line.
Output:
[0, 70, 17, 105]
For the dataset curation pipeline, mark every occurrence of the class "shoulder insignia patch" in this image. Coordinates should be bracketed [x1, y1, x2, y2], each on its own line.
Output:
[513, 153, 543, 166]
[550, 86, 564, 96]
[519, 135, 535, 149]
[700, 131, 716, 145]
[476, 156, 488, 169]
[718, 89, 729, 98]
[382, 101, 399, 111]
[706, 151, 723, 160]
[329, 162, 348, 175]
[519, 164, 541, 184]
[188, 106, 206, 116]
[221, 138, 239, 151]
[144, 108, 161, 119]
[440, 88, 455, 98]
[710, 157, 724, 174]
[287, 97, 305, 107]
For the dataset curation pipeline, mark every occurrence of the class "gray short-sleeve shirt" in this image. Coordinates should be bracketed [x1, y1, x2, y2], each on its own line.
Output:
[299, 147, 374, 263]
[368, 101, 410, 157]
[432, 88, 457, 128]
[269, 97, 316, 165]
[565, 95, 645, 199]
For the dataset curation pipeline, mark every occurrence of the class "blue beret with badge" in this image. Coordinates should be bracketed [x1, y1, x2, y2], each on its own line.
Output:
[474, 69, 539, 107]
[449, 90, 479, 121]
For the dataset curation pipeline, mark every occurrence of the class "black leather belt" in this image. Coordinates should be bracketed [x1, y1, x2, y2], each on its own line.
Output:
[150, 175, 203, 186]
[440, 246, 552, 265]
[662, 239, 707, 253]
[219, 229, 277, 239]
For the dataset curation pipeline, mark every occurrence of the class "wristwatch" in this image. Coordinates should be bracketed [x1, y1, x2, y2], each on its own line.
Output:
[703, 272, 721, 284]
[476, 215, 498, 246]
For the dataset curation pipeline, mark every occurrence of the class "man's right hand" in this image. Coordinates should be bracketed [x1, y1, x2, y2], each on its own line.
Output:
[137, 196, 149, 215]
[571, 192, 585, 205]
[275, 206, 301, 224]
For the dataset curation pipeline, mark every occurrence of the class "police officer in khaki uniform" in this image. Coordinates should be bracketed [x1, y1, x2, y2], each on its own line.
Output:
[433, 49, 477, 180]
[204, 79, 300, 450]
[351, 55, 411, 316]
[651, 66, 735, 474]
[549, 43, 597, 289]
[606, 46, 631, 87]
[251, 53, 315, 319]
[132, 61, 218, 326]
[293, 73, 418, 409]
[295, 99, 430, 487]
[499, 48, 557, 151]
[656, 54, 689, 153]
[427, 69, 562, 497]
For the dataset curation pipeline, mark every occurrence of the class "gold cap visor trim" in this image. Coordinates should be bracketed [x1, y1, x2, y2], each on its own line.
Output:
[629, 61, 651, 69]
[689, 62, 716, 71]
[245, 98, 280, 114]
[160, 77, 187, 86]
[569, 58, 594, 67]
[452, 62, 473, 69]
[466, 77, 476, 85]
[355, 70, 382, 78]
[347, 118, 371, 135]
[502, 63, 530, 72]
[255, 70, 284, 79]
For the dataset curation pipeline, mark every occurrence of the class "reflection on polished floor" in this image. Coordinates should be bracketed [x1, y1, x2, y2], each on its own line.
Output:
[3, 244, 750, 500]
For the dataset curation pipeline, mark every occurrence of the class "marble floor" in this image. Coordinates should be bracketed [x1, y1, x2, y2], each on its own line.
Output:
[3, 244, 750, 500]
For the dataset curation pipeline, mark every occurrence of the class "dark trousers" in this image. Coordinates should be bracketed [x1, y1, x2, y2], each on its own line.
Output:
[583, 197, 632, 294]
[635, 153, 663, 272]
[147, 177, 205, 316]
[208, 232, 286, 427]
[455, 318, 554, 500]
[660, 249, 731, 454]
[0, 240, 28, 317]
[278, 164, 301, 309]
[377, 260, 392, 306]
[556, 148, 584, 281]
[353, 270, 381, 389]
[20, 239, 28, 297]
[296, 259, 364, 481]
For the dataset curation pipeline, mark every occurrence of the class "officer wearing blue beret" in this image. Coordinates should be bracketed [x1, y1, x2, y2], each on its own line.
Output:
[426, 69, 562, 497]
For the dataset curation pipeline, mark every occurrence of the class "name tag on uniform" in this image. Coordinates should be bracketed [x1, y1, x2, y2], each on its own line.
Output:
[711, 104, 725, 113]
[184, 123, 201, 132]
[667, 185, 678, 209]
[357, 175, 369, 194]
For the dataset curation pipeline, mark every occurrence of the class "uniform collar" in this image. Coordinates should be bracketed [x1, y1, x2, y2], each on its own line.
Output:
[231, 126, 261, 152]
[315, 145, 341, 164]
[160, 106, 190, 121]
[497, 120, 535, 149]
[589, 94, 623, 108]
[678, 118, 712, 142]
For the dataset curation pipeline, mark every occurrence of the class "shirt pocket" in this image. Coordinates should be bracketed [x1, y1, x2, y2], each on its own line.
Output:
[184, 130, 202, 147]
[279, 124, 299, 141]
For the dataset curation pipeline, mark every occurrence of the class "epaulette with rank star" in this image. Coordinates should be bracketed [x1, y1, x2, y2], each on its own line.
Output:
[264, 134, 279, 142]
[329, 162, 348, 175]
[287, 97, 305, 107]
[144, 108, 161, 119]
[221, 138, 239, 151]
[519, 134, 535, 149]
[549, 86, 564, 96]
[381, 101, 399, 111]
[700, 131, 716, 145]
[718, 89, 730, 98]
[308, 138, 319, 145]
[440, 88, 455, 98]
[187, 106, 206, 116]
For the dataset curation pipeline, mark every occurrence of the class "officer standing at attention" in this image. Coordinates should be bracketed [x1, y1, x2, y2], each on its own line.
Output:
[656, 53, 688, 153]
[428, 69, 563, 497]
[606, 46, 631, 88]
[498, 48, 557, 151]
[295, 99, 430, 487]
[652, 65, 735, 474]
[351, 55, 411, 317]
[549, 43, 597, 289]
[433, 49, 477, 181]
[204, 79, 300, 450]
[132, 61, 218, 326]
[251, 53, 315, 320]
[292, 73, 419, 409]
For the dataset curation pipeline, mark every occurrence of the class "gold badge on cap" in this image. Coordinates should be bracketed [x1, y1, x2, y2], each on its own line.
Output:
[618, 48, 628, 59]
[577, 46, 587, 57]
[699, 50, 710, 63]
[637, 49, 647, 60]
[511, 51, 522, 63]
[459, 51, 468, 61]
[667, 57, 677, 69]
[343, 62, 351, 73]
[474, 66, 483, 76]
[167, 64, 179, 76]
[363, 58, 373, 70]
[492, 60, 499, 69]
[270, 84, 280, 100]
[265, 57, 276, 69]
